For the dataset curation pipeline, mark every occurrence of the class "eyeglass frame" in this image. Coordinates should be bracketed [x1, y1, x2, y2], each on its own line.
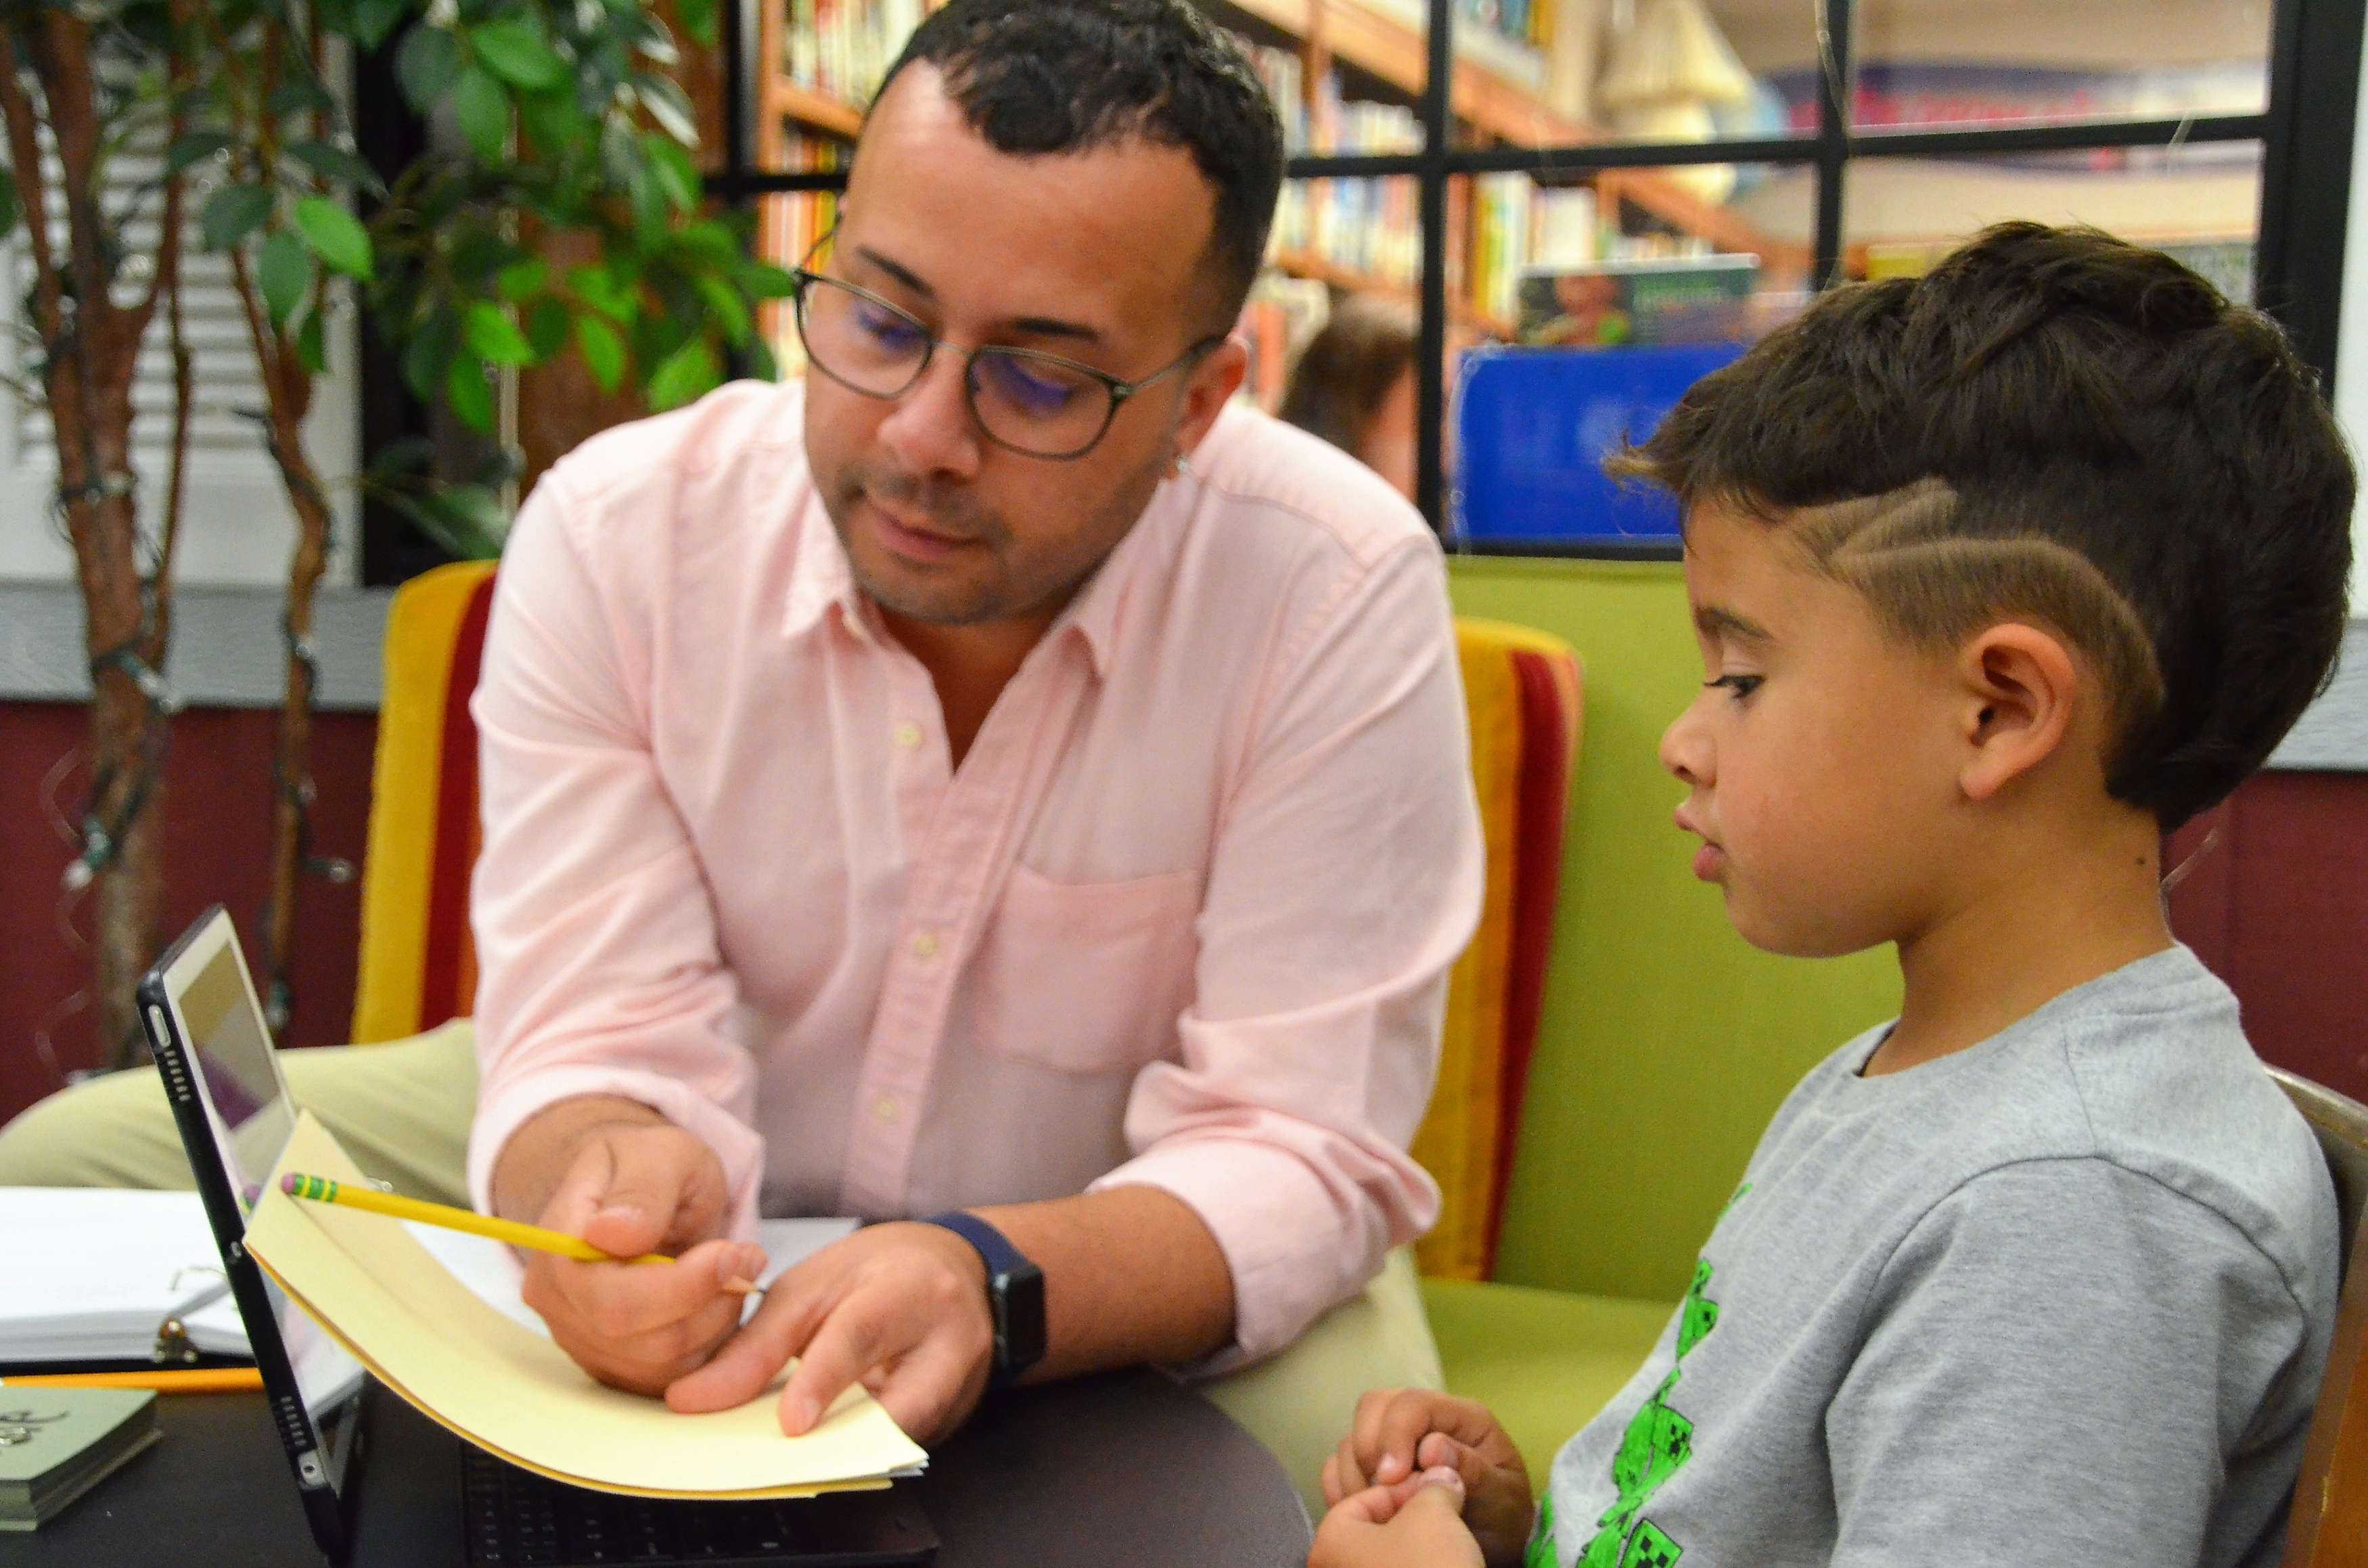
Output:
[787, 252, 1227, 461]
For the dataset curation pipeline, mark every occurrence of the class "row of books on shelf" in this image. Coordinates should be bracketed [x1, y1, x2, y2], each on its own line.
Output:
[758, 134, 846, 370]
[779, 0, 926, 111]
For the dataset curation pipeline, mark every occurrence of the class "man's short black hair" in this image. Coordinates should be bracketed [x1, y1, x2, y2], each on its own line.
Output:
[1615, 223, 2356, 831]
[871, 0, 1284, 331]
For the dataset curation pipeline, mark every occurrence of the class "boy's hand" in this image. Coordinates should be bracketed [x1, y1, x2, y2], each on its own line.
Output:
[1323, 1390, 1533, 1568]
[1309, 1470, 1482, 1568]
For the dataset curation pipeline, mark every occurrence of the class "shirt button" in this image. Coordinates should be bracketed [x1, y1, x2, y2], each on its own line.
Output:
[892, 720, 921, 750]
[872, 1095, 901, 1124]
[911, 931, 939, 959]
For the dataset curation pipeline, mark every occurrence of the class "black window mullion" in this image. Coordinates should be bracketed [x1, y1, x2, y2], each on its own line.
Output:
[1416, 0, 1453, 534]
[1813, 0, 1854, 290]
[2256, 0, 2364, 386]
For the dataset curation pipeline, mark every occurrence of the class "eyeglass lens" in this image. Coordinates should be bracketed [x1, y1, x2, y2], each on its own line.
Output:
[797, 275, 1116, 457]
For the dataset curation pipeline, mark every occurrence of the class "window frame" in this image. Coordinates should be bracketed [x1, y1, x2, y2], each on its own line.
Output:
[708, 0, 2361, 556]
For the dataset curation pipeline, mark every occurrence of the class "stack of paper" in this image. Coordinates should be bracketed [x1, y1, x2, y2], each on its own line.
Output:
[0, 1189, 243, 1363]
[244, 1112, 926, 1498]
[0, 1387, 162, 1530]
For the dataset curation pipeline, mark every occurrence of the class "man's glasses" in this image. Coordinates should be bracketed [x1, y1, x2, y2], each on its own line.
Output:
[788, 265, 1223, 461]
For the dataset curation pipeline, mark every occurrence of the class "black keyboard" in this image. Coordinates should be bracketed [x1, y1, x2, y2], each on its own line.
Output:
[461, 1447, 936, 1567]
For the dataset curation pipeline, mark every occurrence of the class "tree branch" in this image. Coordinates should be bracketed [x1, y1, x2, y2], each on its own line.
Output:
[0, 26, 66, 344]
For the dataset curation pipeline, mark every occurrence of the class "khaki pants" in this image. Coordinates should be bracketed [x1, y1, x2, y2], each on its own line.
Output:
[0, 1022, 1438, 1513]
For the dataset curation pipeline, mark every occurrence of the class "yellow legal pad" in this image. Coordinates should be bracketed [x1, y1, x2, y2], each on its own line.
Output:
[243, 1111, 928, 1499]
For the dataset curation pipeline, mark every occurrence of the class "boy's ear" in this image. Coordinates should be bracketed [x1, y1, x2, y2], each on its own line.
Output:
[1955, 622, 2081, 803]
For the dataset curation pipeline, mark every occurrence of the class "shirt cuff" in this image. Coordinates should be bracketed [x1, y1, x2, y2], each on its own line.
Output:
[1090, 1134, 1428, 1375]
[466, 1062, 766, 1243]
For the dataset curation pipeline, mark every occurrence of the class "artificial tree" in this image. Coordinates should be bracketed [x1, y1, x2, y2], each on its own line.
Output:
[1, 0, 787, 1063]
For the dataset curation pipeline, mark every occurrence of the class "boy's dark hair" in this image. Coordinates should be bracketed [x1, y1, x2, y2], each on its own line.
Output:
[873, 0, 1284, 332]
[1616, 222, 2355, 831]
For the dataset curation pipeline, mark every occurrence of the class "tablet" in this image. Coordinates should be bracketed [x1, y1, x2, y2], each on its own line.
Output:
[139, 904, 370, 1562]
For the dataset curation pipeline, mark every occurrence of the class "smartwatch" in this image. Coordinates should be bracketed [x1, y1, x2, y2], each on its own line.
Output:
[919, 1211, 1046, 1389]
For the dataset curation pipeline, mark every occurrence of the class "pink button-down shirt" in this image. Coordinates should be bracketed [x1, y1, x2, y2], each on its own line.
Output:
[465, 380, 1482, 1364]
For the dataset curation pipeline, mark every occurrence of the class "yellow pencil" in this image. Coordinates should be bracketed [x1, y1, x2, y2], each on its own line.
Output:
[0, 1368, 265, 1393]
[279, 1174, 761, 1294]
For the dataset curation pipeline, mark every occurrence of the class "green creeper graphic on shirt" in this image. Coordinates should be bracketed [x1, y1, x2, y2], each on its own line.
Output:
[1553, 1182, 1745, 1568]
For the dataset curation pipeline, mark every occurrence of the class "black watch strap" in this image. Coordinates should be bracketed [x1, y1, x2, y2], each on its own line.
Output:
[919, 1211, 1046, 1389]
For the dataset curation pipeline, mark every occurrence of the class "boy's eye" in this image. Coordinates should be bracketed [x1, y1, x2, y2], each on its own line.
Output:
[1706, 674, 1762, 701]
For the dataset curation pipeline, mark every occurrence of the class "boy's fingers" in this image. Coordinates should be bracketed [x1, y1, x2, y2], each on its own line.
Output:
[1397, 1471, 1469, 1519]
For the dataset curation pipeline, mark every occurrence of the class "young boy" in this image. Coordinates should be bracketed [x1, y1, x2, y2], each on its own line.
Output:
[1311, 223, 2353, 1568]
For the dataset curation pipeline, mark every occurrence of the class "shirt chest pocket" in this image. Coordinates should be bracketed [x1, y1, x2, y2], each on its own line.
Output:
[965, 864, 1201, 1075]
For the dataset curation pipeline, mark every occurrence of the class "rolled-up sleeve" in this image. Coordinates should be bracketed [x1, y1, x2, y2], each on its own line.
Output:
[463, 460, 763, 1238]
[1091, 536, 1484, 1369]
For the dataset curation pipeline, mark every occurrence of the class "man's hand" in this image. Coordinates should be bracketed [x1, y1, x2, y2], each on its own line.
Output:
[1322, 1390, 1532, 1568]
[666, 1221, 993, 1446]
[1310, 1470, 1484, 1568]
[511, 1115, 767, 1396]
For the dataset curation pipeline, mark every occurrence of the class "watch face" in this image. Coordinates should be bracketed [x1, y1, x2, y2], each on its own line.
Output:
[995, 1262, 1047, 1376]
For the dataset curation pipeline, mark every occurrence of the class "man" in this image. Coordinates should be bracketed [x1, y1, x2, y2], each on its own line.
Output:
[0, 0, 1482, 1501]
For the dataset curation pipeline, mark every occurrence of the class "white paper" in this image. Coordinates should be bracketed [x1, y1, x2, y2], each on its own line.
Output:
[0, 1189, 229, 1362]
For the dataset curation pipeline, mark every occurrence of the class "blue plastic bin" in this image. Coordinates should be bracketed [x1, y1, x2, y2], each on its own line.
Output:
[1452, 342, 1745, 548]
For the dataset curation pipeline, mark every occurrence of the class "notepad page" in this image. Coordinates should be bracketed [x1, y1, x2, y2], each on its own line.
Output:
[241, 1112, 926, 1498]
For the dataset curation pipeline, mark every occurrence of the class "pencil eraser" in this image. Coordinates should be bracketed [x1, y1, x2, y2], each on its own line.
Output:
[280, 1174, 300, 1195]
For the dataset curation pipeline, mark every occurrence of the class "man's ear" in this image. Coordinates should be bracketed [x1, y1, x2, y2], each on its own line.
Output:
[1175, 336, 1248, 456]
[1957, 622, 2081, 803]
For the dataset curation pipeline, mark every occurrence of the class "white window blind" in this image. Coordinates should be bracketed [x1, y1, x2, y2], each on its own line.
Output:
[1, 123, 359, 589]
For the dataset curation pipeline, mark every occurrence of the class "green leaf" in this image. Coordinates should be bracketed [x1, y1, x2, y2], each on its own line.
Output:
[526, 297, 571, 360]
[269, 78, 338, 117]
[454, 66, 511, 164]
[574, 313, 625, 394]
[463, 301, 535, 366]
[294, 196, 373, 279]
[351, 0, 412, 51]
[497, 258, 548, 301]
[635, 74, 698, 146]
[645, 338, 718, 411]
[200, 183, 275, 252]
[741, 262, 800, 300]
[471, 18, 568, 92]
[447, 356, 495, 434]
[402, 305, 459, 402]
[744, 335, 779, 384]
[641, 132, 700, 212]
[286, 140, 386, 195]
[517, 87, 585, 157]
[257, 229, 311, 325]
[672, 0, 719, 47]
[382, 486, 507, 561]
[164, 131, 234, 177]
[396, 24, 463, 113]
[693, 273, 750, 348]
[568, 264, 635, 323]
[296, 308, 328, 376]
[0, 166, 17, 241]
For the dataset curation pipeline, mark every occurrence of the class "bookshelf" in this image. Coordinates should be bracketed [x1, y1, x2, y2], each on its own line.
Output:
[751, 1, 1782, 363]
[1270, 248, 1517, 338]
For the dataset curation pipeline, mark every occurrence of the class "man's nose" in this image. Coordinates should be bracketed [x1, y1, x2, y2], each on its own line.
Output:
[875, 350, 984, 481]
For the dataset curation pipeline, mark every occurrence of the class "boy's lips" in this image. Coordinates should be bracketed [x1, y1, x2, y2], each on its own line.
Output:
[1673, 806, 1725, 881]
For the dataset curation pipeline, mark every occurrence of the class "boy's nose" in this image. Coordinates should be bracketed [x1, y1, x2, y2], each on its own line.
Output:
[1660, 702, 1711, 787]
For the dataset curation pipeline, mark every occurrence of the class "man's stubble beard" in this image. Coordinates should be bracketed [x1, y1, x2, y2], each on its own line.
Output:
[824, 440, 1172, 630]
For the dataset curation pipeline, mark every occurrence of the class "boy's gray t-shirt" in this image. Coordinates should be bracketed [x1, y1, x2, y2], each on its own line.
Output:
[1540, 946, 2340, 1568]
